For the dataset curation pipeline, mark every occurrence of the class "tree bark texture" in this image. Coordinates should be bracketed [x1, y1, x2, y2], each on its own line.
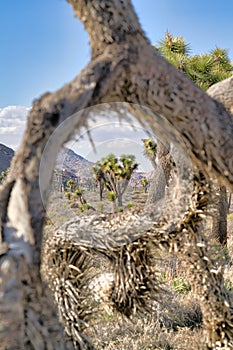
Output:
[212, 185, 228, 245]
[207, 77, 233, 247]
[0, 1, 233, 349]
[146, 140, 172, 204]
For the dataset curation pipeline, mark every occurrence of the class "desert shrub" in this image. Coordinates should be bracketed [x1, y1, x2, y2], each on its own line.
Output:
[0, 168, 10, 184]
[224, 278, 233, 291]
[74, 186, 85, 196]
[127, 201, 133, 209]
[79, 203, 92, 212]
[117, 206, 123, 212]
[98, 201, 104, 213]
[172, 277, 191, 294]
[108, 191, 116, 202]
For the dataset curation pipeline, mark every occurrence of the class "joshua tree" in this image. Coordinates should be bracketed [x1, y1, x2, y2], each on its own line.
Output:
[0, 2, 233, 349]
[107, 190, 117, 213]
[142, 138, 157, 170]
[90, 164, 106, 201]
[156, 31, 233, 245]
[73, 187, 87, 206]
[91, 153, 138, 209]
[140, 177, 149, 193]
[67, 179, 76, 192]
[157, 31, 233, 90]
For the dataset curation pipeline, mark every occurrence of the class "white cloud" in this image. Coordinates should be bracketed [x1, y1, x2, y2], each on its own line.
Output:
[61, 115, 154, 171]
[0, 105, 153, 171]
[0, 105, 30, 149]
[0, 126, 18, 134]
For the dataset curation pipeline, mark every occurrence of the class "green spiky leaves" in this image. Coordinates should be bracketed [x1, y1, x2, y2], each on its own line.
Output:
[155, 31, 233, 91]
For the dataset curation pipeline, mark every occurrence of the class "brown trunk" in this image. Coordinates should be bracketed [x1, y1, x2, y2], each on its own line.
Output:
[212, 185, 228, 245]
[147, 140, 172, 204]
[0, 255, 74, 349]
[228, 192, 232, 212]
[99, 180, 104, 201]
[111, 200, 117, 213]
[157, 140, 172, 186]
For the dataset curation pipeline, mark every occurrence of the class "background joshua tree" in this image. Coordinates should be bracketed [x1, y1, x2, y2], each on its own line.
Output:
[73, 187, 87, 206]
[156, 31, 233, 245]
[142, 138, 157, 170]
[140, 177, 149, 193]
[91, 153, 138, 211]
[90, 164, 106, 201]
[67, 179, 76, 193]
[156, 31, 233, 89]
[0, 1, 233, 349]
[0, 168, 10, 185]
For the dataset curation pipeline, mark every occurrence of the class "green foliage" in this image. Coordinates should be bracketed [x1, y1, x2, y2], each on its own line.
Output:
[92, 153, 138, 182]
[155, 31, 233, 91]
[141, 138, 157, 166]
[127, 201, 133, 209]
[74, 187, 84, 197]
[98, 201, 104, 213]
[117, 206, 123, 212]
[0, 168, 10, 184]
[158, 31, 191, 56]
[172, 277, 191, 294]
[66, 191, 71, 200]
[141, 177, 148, 185]
[224, 278, 233, 291]
[67, 179, 74, 188]
[67, 179, 79, 192]
[103, 312, 113, 321]
[91, 153, 138, 208]
[108, 191, 116, 202]
[140, 177, 149, 192]
[79, 203, 92, 212]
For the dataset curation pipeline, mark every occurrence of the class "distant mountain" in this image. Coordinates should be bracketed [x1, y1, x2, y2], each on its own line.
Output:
[0, 144, 14, 173]
[0, 144, 148, 184]
[130, 171, 148, 184]
[56, 148, 94, 179]
[55, 147, 148, 184]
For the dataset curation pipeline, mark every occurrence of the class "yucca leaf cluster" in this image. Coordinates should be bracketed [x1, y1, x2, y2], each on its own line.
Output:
[156, 31, 233, 90]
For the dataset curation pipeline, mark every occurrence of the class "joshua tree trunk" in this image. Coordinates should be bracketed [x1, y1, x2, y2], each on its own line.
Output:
[111, 200, 117, 214]
[207, 79, 232, 247]
[228, 192, 232, 212]
[212, 185, 228, 245]
[146, 140, 172, 204]
[117, 193, 123, 208]
[0, 1, 233, 349]
[99, 180, 104, 201]
[117, 180, 129, 207]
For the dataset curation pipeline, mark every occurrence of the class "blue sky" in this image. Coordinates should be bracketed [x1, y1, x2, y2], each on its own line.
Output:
[1, 0, 233, 108]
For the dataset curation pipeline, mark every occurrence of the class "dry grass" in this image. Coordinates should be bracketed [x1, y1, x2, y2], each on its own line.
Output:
[82, 276, 202, 350]
[88, 317, 202, 350]
[42, 188, 233, 349]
